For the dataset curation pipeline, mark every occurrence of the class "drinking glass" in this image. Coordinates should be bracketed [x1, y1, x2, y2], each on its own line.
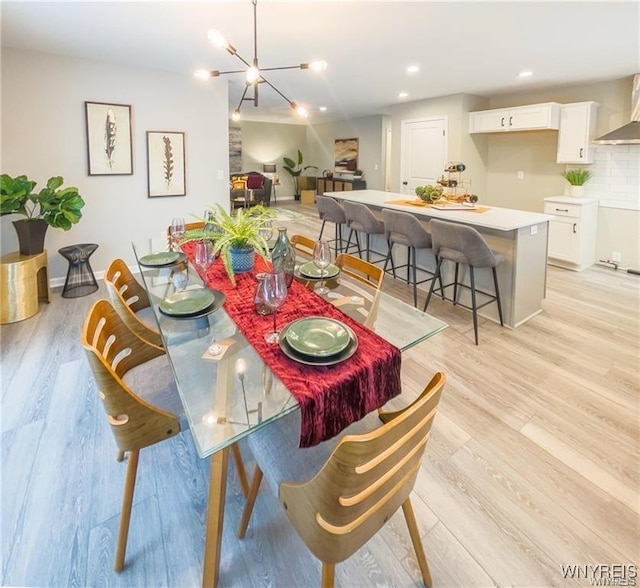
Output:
[170, 217, 186, 250]
[258, 220, 274, 260]
[313, 239, 332, 295]
[195, 240, 214, 274]
[261, 271, 287, 344]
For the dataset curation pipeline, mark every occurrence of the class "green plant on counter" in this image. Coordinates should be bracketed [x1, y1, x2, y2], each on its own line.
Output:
[562, 169, 593, 186]
[414, 184, 443, 203]
[0, 174, 85, 229]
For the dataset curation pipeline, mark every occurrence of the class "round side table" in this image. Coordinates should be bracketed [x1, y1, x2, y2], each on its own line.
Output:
[58, 243, 99, 298]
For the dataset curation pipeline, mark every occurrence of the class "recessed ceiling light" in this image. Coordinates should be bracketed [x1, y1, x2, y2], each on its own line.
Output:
[319, 106, 327, 112]
[518, 71, 533, 78]
[406, 65, 420, 74]
[398, 92, 408, 99]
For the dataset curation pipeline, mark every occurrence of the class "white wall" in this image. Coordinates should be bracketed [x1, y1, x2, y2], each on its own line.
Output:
[236, 121, 307, 199]
[1, 48, 230, 281]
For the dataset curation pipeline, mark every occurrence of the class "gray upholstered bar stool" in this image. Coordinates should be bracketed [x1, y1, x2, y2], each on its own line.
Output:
[316, 195, 347, 254]
[424, 219, 505, 345]
[343, 201, 385, 264]
[381, 209, 435, 308]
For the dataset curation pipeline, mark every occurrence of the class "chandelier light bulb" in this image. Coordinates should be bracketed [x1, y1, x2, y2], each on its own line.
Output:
[193, 70, 211, 80]
[309, 60, 328, 72]
[246, 66, 260, 84]
[231, 109, 241, 121]
[293, 104, 309, 118]
[207, 29, 227, 49]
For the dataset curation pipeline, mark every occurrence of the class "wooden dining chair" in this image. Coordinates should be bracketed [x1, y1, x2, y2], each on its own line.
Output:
[291, 234, 316, 259]
[166, 221, 206, 249]
[82, 299, 183, 572]
[335, 252, 384, 291]
[104, 260, 250, 488]
[238, 371, 446, 587]
[104, 258, 163, 347]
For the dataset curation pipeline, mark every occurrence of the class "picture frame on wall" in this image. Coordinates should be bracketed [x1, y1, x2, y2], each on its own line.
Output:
[85, 101, 133, 175]
[334, 137, 359, 173]
[146, 131, 186, 197]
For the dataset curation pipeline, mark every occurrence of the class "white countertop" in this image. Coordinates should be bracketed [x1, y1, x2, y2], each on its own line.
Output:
[326, 190, 553, 232]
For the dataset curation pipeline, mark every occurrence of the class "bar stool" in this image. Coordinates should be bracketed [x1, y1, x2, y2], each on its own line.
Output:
[423, 220, 504, 345]
[59, 243, 99, 298]
[381, 209, 435, 308]
[343, 201, 385, 264]
[316, 195, 346, 254]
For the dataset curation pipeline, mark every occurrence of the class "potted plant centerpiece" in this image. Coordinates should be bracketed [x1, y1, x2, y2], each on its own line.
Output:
[283, 150, 318, 200]
[190, 205, 275, 285]
[562, 169, 593, 198]
[1, 174, 85, 255]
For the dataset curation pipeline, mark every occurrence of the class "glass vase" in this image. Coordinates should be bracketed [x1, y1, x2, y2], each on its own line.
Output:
[271, 227, 295, 287]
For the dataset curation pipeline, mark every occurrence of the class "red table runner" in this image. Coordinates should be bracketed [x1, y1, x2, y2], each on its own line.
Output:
[182, 242, 401, 447]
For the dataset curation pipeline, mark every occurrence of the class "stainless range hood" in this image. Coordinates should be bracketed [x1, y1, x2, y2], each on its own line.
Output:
[593, 74, 640, 144]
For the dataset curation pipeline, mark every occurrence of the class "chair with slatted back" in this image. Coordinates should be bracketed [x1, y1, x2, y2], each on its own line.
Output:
[335, 253, 383, 290]
[167, 221, 206, 249]
[238, 371, 446, 588]
[82, 299, 183, 572]
[291, 234, 316, 259]
[104, 258, 163, 348]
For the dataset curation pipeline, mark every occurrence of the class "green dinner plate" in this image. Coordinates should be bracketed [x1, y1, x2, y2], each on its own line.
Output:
[284, 316, 351, 357]
[139, 251, 184, 267]
[299, 262, 339, 279]
[160, 289, 216, 316]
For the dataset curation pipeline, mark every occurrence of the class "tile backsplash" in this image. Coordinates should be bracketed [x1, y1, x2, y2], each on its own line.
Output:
[582, 144, 640, 210]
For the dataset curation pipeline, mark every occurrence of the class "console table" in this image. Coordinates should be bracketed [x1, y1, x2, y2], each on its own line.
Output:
[0, 250, 50, 324]
[317, 177, 366, 194]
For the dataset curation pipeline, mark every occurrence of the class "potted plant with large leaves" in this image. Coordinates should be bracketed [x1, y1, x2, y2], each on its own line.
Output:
[1, 174, 85, 254]
[283, 150, 318, 200]
[190, 205, 275, 285]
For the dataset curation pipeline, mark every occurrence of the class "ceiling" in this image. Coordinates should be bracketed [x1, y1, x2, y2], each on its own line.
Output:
[2, 1, 639, 124]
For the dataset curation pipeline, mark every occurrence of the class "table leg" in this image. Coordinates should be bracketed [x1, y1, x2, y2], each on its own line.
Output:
[202, 447, 229, 588]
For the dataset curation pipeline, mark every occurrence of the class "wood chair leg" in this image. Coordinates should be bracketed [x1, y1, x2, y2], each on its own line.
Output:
[231, 443, 249, 498]
[116, 449, 125, 462]
[237, 466, 264, 539]
[114, 448, 139, 572]
[321, 562, 335, 588]
[402, 499, 433, 587]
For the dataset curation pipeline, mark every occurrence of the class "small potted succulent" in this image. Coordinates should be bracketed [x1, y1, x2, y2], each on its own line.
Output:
[562, 169, 593, 198]
[0, 174, 85, 254]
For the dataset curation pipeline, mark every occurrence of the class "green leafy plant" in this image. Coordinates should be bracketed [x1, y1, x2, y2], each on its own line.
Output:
[0, 174, 85, 230]
[561, 169, 593, 186]
[183, 205, 275, 285]
[414, 184, 443, 203]
[283, 150, 318, 196]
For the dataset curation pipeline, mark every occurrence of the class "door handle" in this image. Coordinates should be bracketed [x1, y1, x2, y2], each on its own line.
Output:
[573, 223, 577, 234]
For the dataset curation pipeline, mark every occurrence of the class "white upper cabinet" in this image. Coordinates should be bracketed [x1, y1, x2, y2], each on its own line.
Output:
[469, 102, 561, 133]
[556, 101, 599, 164]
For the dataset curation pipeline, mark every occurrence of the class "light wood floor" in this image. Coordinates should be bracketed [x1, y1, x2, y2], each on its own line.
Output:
[2, 202, 639, 587]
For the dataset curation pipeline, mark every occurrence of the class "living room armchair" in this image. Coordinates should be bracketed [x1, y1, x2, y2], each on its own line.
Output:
[230, 172, 273, 209]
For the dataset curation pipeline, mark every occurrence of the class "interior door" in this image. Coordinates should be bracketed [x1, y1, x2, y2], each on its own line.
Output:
[400, 117, 447, 195]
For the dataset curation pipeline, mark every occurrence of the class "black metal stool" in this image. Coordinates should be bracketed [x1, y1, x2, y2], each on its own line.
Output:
[59, 243, 99, 298]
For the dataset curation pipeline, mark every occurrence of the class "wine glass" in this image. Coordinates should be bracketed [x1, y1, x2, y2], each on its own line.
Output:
[172, 268, 188, 292]
[195, 240, 214, 274]
[262, 271, 288, 344]
[170, 217, 186, 250]
[258, 220, 274, 259]
[313, 239, 332, 295]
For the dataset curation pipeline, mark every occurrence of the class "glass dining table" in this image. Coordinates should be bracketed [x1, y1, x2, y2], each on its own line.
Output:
[132, 237, 447, 587]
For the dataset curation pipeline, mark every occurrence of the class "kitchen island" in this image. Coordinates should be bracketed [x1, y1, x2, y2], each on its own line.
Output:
[325, 189, 554, 328]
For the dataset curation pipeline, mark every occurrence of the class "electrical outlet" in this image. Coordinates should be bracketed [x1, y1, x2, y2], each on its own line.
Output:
[517, 171, 525, 180]
[612, 251, 622, 262]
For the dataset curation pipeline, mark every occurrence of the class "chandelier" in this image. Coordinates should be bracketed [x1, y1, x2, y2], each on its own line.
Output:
[194, 0, 327, 121]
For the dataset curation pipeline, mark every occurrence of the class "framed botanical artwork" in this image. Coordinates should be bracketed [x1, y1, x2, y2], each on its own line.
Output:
[334, 138, 359, 173]
[146, 131, 186, 197]
[84, 101, 133, 175]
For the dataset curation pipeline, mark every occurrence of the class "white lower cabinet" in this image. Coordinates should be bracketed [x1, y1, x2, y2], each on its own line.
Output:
[544, 196, 598, 271]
